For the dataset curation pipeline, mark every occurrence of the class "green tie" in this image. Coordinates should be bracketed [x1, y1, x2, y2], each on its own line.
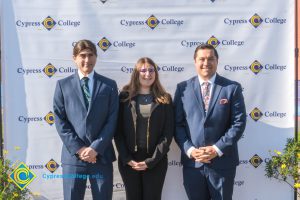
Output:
[82, 77, 91, 109]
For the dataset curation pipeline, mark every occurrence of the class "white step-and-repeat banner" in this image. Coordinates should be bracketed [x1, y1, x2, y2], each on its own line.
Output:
[1, 0, 295, 199]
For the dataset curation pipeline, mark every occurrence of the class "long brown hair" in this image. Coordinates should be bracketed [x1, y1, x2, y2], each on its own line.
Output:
[122, 57, 171, 104]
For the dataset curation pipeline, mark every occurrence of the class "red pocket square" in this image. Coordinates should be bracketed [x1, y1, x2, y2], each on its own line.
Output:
[219, 99, 228, 104]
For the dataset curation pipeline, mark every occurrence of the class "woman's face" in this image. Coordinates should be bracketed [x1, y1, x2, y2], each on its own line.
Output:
[138, 64, 156, 90]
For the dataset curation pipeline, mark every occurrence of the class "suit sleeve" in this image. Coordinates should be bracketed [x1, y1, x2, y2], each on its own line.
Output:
[214, 83, 247, 154]
[174, 83, 195, 154]
[114, 100, 134, 166]
[145, 102, 174, 169]
[53, 81, 85, 155]
[90, 81, 119, 156]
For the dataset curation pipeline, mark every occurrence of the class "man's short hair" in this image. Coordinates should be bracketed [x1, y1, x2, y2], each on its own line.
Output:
[193, 44, 219, 60]
[73, 39, 97, 57]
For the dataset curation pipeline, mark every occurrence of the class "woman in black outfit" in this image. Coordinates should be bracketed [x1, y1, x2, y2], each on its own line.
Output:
[115, 57, 174, 200]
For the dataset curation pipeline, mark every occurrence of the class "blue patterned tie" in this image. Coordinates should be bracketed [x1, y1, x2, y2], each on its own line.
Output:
[82, 77, 91, 109]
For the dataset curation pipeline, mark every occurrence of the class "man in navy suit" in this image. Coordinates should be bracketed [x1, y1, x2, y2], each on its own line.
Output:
[53, 39, 118, 200]
[174, 44, 246, 200]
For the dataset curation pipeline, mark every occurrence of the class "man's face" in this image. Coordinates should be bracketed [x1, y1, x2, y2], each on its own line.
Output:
[194, 48, 218, 80]
[73, 49, 97, 76]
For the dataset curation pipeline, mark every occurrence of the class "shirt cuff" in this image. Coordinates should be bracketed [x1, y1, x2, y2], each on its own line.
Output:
[187, 147, 196, 158]
[213, 145, 223, 157]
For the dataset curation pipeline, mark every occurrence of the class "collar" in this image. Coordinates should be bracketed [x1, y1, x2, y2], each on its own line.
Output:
[198, 73, 216, 86]
[78, 70, 95, 81]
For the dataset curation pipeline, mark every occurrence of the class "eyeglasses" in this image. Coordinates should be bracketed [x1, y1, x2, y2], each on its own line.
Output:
[139, 67, 155, 73]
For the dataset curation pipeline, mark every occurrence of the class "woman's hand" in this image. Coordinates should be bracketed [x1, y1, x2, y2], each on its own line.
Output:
[127, 160, 148, 171]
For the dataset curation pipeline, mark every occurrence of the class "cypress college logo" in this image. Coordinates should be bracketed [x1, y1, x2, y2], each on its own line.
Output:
[16, 16, 81, 31]
[207, 36, 220, 48]
[42, 16, 57, 31]
[249, 107, 287, 122]
[224, 13, 287, 28]
[121, 64, 184, 74]
[249, 13, 263, 28]
[120, 14, 184, 30]
[249, 60, 263, 74]
[224, 60, 287, 75]
[18, 111, 55, 126]
[181, 35, 244, 48]
[249, 107, 263, 122]
[9, 162, 36, 190]
[97, 37, 136, 52]
[98, 37, 112, 52]
[43, 63, 58, 78]
[44, 111, 55, 126]
[146, 15, 160, 30]
[249, 154, 263, 168]
[45, 159, 60, 173]
[17, 63, 77, 78]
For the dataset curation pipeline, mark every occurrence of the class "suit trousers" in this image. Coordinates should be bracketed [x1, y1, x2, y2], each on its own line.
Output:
[183, 165, 236, 200]
[118, 151, 168, 200]
[62, 163, 113, 200]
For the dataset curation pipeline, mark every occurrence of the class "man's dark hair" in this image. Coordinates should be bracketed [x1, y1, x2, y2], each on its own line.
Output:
[73, 39, 97, 57]
[193, 44, 219, 60]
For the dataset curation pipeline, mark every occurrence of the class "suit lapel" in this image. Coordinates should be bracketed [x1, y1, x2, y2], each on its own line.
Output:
[206, 74, 222, 117]
[88, 72, 103, 114]
[192, 77, 206, 116]
[72, 73, 86, 110]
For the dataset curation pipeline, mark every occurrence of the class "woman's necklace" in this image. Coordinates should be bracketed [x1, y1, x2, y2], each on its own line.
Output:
[144, 95, 152, 103]
[139, 94, 153, 103]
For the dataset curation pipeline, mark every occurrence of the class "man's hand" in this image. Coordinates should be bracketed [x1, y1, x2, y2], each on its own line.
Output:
[191, 148, 210, 163]
[190, 148, 205, 160]
[196, 146, 218, 163]
[78, 147, 98, 163]
[191, 146, 217, 163]
[77, 147, 86, 156]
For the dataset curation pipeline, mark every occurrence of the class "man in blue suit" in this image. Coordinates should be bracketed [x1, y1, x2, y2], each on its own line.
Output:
[174, 44, 246, 200]
[53, 40, 118, 200]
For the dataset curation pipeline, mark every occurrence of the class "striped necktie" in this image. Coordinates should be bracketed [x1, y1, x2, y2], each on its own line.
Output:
[82, 77, 91, 109]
